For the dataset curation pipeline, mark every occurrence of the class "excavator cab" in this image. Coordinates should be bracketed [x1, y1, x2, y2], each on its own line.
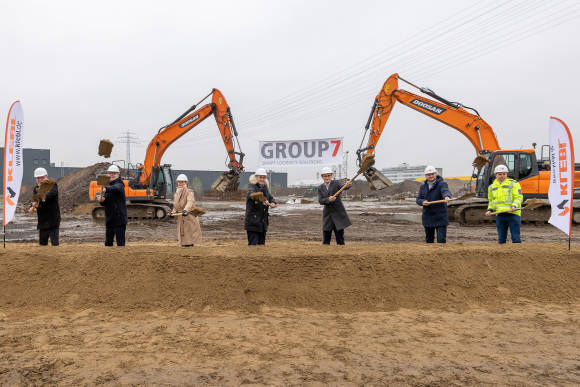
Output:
[475, 151, 539, 198]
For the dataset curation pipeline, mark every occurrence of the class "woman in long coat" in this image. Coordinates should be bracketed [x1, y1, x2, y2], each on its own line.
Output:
[172, 174, 202, 247]
[416, 166, 452, 243]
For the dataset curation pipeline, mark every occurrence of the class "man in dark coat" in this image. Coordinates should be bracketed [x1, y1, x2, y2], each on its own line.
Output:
[28, 167, 60, 246]
[318, 167, 352, 245]
[416, 166, 452, 243]
[244, 168, 277, 245]
[97, 165, 128, 246]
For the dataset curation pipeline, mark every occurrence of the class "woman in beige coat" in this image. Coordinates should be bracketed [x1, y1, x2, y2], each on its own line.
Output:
[172, 174, 202, 247]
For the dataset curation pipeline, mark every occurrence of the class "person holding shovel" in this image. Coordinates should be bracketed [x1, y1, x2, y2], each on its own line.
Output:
[318, 167, 352, 245]
[172, 174, 202, 247]
[245, 168, 277, 245]
[97, 164, 128, 246]
[416, 166, 452, 243]
[28, 167, 60, 246]
[485, 164, 523, 243]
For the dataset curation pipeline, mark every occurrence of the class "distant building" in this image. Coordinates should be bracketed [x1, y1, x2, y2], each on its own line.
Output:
[0, 148, 287, 190]
[381, 163, 443, 184]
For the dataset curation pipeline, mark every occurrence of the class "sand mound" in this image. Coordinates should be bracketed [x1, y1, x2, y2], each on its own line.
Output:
[56, 162, 110, 212]
[0, 242, 577, 314]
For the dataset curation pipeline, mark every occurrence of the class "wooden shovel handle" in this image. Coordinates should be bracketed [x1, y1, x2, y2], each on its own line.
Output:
[330, 174, 359, 199]
[427, 198, 454, 204]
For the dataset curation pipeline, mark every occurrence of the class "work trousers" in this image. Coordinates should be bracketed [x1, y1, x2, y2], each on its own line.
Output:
[496, 213, 521, 244]
[105, 225, 126, 246]
[39, 227, 59, 246]
[424, 226, 447, 243]
[323, 226, 345, 245]
[247, 231, 266, 245]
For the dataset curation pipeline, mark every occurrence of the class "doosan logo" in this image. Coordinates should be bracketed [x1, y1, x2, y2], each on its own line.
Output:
[179, 114, 200, 128]
[410, 99, 446, 115]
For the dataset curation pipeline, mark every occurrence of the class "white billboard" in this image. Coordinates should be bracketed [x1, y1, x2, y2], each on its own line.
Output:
[259, 137, 343, 167]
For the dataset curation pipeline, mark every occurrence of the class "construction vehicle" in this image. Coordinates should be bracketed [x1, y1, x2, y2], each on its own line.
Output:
[356, 73, 580, 225]
[89, 88, 244, 221]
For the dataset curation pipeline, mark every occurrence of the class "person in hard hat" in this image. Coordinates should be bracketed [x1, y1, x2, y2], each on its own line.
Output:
[485, 164, 523, 243]
[416, 166, 452, 243]
[245, 168, 277, 245]
[317, 166, 352, 245]
[172, 174, 202, 247]
[97, 164, 128, 246]
[28, 167, 61, 246]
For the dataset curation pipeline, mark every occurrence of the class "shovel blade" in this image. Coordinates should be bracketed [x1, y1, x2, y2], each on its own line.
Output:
[363, 167, 393, 190]
[211, 170, 240, 192]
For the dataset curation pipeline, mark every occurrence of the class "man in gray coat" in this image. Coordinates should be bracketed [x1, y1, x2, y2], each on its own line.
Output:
[318, 167, 352, 245]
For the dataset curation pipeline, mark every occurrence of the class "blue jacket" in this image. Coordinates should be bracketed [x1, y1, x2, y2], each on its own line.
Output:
[416, 175, 452, 227]
[100, 177, 128, 227]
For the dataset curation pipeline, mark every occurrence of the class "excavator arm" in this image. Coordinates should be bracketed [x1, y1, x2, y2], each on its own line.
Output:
[359, 73, 500, 163]
[138, 88, 244, 190]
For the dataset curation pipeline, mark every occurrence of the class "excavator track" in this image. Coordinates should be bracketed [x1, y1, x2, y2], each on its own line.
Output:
[449, 199, 580, 226]
[91, 202, 172, 222]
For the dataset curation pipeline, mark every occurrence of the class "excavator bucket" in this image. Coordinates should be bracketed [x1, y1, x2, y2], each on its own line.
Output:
[363, 167, 393, 190]
[472, 155, 489, 169]
[211, 170, 240, 192]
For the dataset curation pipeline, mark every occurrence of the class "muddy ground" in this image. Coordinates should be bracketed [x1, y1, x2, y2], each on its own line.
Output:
[5, 199, 580, 244]
[0, 242, 579, 385]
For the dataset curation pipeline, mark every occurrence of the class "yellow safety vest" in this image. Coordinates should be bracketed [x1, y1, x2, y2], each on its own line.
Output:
[487, 178, 523, 216]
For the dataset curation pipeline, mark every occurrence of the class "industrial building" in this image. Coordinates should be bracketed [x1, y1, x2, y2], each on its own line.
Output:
[381, 163, 443, 184]
[1, 148, 287, 191]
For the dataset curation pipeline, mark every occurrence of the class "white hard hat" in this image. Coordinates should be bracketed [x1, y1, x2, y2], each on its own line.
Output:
[321, 167, 333, 175]
[176, 174, 188, 182]
[494, 164, 509, 174]
[255, 168, 267, 176]
[34, 167, 48, 178]
[107, 164, 120, 173]
[424, 165, 437, 175]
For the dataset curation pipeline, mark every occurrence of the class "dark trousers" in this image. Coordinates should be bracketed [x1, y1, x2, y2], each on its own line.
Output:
[105, 225, 126, 246]
[425, 226, 447, 243]
[39, 227, 59, 246]
[323, 227, 345, 245]
[496, 213, 521, 244]
[247, 231, 266, 245]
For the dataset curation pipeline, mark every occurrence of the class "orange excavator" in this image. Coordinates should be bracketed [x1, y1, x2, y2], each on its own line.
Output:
[357, 73, 580, 224]
[89, 88, 244, 220]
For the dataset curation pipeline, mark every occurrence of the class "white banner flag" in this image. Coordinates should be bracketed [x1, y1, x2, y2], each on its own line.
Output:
[259, 137, 343, 167]
[548, 116, 574, 236]
[3, 101, 24, 226]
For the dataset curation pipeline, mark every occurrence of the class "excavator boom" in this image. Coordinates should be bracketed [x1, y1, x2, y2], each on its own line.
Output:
[361, 73, 500, 157]
[138, 88, 244, 190]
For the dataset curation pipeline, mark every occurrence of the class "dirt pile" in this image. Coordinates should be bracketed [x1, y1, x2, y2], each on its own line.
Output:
[0, 242, 577, 314]
[55, 162, 110, 212]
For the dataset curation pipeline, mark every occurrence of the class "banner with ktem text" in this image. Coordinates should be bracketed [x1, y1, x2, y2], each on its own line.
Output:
[259, 137, 343, 167]
[3, 101, 24, 226]
[548, 116, 574, 236]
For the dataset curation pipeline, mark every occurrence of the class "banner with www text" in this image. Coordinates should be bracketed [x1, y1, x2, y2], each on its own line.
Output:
[548, 116, 574, 237]
[259, 137, 343, 167]
[3, 101, 24, 226]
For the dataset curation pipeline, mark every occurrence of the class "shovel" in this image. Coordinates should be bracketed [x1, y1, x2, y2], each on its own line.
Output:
[489, 207, 522, 215]
[331, 154, 379, 199]
[171, 207, 206, 217]
[426, 192, 476, 205]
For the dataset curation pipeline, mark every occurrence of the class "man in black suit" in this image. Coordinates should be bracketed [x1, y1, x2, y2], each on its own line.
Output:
[317, 167, 352, 245]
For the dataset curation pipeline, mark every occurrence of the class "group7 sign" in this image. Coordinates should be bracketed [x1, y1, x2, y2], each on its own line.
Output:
[259, 138, 343, 166]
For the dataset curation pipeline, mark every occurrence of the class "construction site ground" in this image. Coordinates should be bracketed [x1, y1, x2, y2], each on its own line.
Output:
[1, 201, 579, 385]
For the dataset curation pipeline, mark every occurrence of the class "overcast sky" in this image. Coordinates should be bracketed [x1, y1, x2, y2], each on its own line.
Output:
[1, 0, 579, 183]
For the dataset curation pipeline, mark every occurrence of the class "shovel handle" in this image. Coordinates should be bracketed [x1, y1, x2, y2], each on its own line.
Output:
[330, 174, 359, 199]
[426, 199, 453, 204]
[490, 208, 521, 215]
